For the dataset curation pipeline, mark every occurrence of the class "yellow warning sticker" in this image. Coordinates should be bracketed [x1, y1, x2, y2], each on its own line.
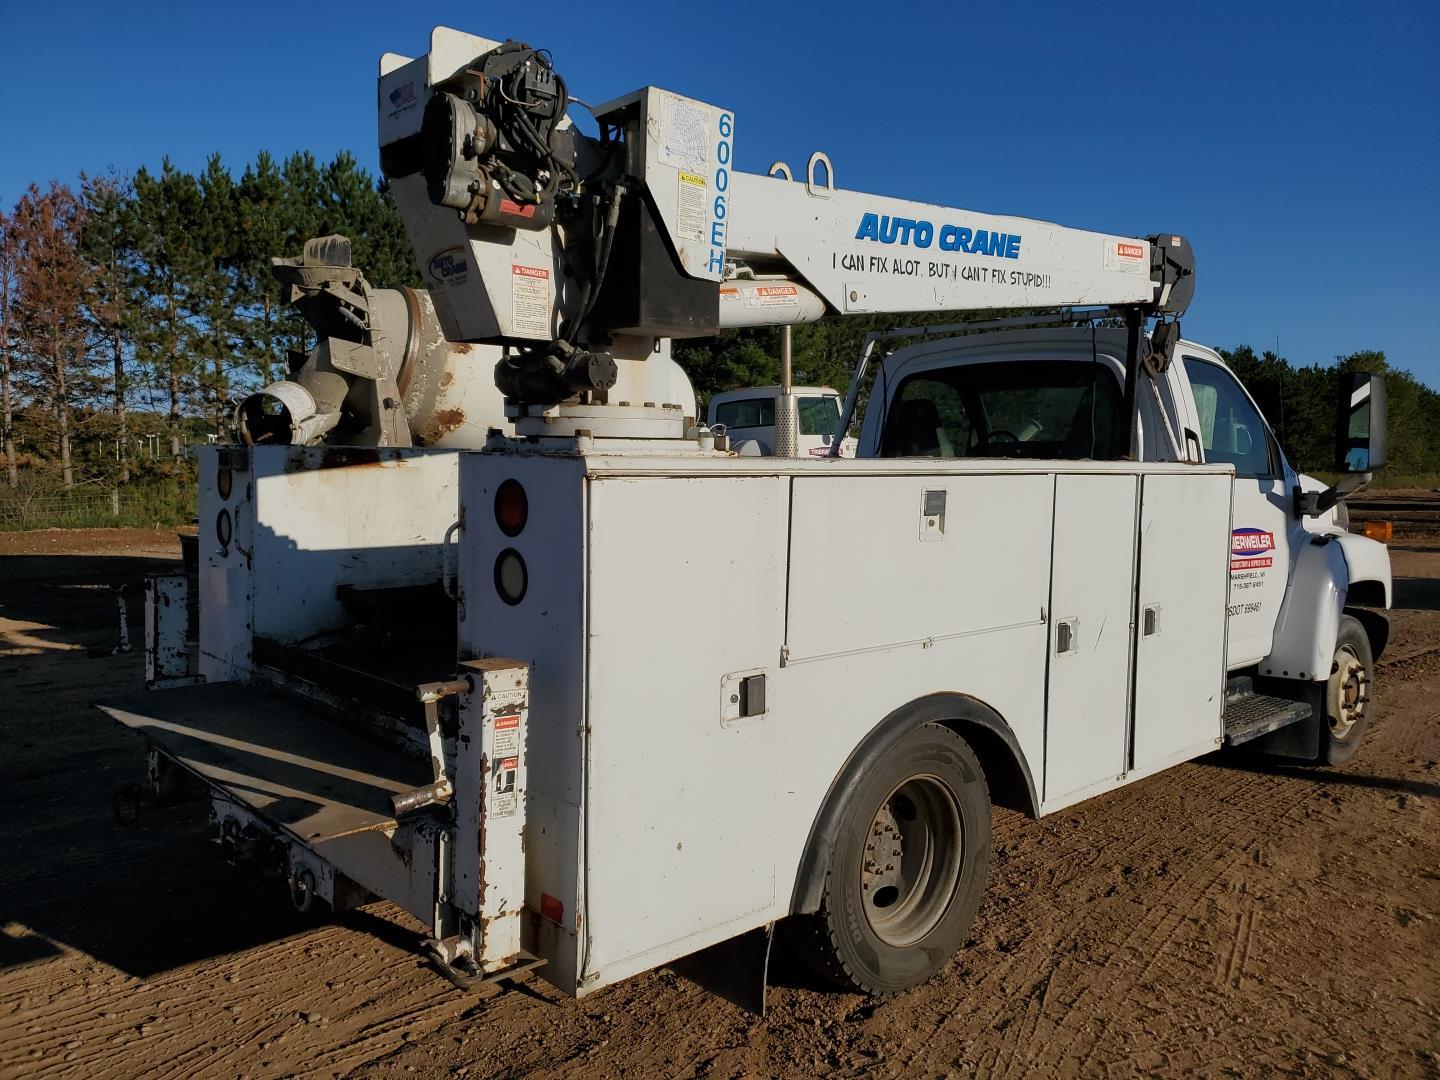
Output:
[677, 172, 707, 243]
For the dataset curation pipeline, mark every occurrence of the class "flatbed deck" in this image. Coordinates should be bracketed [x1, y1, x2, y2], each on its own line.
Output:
[102, 683, 430, 843]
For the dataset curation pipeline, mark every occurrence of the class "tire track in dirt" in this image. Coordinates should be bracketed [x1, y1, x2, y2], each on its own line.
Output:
[884, 745, 1356, 1078]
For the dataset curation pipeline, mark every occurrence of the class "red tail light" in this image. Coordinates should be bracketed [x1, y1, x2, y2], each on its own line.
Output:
[495, 479, 528, 536]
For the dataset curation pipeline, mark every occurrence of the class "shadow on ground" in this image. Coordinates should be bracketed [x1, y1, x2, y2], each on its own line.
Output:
[0, 552, 355, 979]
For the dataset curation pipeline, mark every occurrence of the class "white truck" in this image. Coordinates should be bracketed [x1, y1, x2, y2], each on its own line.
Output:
[107, 26, 1391, 1011]
[707, 384, 856, 457]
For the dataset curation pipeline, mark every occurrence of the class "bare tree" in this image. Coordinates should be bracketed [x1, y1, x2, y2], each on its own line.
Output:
[10, 184, 90, 489]
[0, 209, 17, 487]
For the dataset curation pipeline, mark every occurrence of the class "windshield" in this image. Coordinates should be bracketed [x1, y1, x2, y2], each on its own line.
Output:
[713, 397, 774, 429]
[879, 360, 1122, 459]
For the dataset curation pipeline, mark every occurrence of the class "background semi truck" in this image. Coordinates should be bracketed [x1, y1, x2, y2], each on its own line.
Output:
[106, 25, 1390, 1009]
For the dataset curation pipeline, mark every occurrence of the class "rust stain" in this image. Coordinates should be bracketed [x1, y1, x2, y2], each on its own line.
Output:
[451, 343, 475, 355]
[317, 447, 397, 470]
[429, 408, 467, 437]
[439, 371, 455, 390]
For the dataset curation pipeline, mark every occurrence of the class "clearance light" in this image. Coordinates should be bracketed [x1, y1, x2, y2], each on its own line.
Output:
[495, 548, 528, 605]
[495, 479, 528, 536]
[1363, 521, 1393, 542]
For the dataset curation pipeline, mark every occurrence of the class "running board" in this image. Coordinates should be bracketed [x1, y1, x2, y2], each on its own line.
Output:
[1223, 692, 1312, 746]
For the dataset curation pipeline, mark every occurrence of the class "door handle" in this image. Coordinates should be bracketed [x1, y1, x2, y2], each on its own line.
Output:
[1055, 618, 1078, 655]
[1142, 604, 1160, 637]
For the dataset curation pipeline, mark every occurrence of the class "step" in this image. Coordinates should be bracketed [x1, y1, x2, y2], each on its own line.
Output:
[1223, 693, 1312, 746]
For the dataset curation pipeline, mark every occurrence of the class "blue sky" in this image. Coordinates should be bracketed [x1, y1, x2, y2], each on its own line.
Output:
[2, 1, 1436, 386]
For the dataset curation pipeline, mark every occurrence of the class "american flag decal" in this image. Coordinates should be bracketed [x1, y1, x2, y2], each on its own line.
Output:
[389, 82, 417, 108]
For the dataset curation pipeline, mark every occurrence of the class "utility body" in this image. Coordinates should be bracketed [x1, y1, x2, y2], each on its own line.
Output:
[108, 26, 1391, 1007]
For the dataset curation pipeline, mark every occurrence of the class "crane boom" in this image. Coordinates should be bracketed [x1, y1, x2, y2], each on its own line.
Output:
[376, 27, 1193, 419]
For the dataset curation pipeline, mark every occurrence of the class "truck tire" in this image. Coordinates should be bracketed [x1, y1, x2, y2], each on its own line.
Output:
[785, 723, 991, 996]
[1318, 614, 1374, 765]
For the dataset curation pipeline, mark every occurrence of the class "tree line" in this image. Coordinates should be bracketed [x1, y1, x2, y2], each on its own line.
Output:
[0, 153, 416, 490]
[1, 153, 1436, 493]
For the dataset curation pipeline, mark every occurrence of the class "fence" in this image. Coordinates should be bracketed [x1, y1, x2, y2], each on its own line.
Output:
[0, 480, 196, 531]
[0, 489, 121, 529]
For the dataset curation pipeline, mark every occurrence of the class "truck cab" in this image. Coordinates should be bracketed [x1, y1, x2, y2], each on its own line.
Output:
[707, 385, 858, 457]
[855, 325, 1392, 680]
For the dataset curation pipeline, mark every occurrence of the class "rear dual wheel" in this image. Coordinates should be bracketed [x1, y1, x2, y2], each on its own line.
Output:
[787, 723, 991, 996]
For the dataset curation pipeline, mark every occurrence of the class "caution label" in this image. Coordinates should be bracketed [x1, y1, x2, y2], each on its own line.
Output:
[677, 171, 707, 243]
[510, 264, 552, 338]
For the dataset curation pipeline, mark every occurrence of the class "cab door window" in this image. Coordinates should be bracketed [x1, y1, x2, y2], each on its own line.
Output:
[1182, 357, 1277, 478]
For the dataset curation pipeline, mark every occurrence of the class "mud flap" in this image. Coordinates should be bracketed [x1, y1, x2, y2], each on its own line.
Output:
[670, 923, 774, 1015]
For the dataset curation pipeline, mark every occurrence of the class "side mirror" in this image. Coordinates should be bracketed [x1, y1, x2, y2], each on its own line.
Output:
[1335, 373, 1387, 473]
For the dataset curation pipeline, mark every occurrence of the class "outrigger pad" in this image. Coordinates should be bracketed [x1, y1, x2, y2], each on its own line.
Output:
[100, 683, 431, 844]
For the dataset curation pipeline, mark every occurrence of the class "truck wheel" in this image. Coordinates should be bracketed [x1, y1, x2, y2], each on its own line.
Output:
[1319, 614, 1374, 765]
[786, 723, 991, 996]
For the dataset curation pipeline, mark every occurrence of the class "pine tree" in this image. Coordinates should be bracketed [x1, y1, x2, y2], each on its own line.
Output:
[79, 173, 137, 482]
[130, 161, 204, 458]
[236, 151, 293, 388]
[194, 155, 245, 438]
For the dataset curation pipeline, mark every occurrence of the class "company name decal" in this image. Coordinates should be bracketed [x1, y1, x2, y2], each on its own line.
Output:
[1230, 528, 1275, 571]
[427, 247, 469, 283]
[855, 213, 1022, 259]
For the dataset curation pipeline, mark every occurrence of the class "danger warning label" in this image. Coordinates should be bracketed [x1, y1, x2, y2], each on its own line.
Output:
[510, 264, 551, 338]
[492, 713, 520, 759]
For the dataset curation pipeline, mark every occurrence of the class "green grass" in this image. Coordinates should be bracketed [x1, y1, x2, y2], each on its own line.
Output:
[0, 478, 197, 531]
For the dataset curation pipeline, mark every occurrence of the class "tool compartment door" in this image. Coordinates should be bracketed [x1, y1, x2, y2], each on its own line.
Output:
[1131, 472, 1232, 770]
[1043, 474, 1138, 804]
[583, 475, 786, 981]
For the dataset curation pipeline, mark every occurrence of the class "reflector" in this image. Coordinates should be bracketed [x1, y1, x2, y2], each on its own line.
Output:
[495, 549, 528, 605]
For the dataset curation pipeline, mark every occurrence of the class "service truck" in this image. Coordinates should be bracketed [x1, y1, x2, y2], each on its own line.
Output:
[106, 26, 1391, 1010]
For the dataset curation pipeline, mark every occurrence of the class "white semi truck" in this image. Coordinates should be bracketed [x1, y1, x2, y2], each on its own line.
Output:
[107, 26, 1391, 1010]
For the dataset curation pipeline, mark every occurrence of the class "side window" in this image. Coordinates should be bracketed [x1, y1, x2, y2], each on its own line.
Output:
[797, 396, 840, 437]
[1182, 358, 1275, 478]
[883, 377, 974, 457]
[714, 398, 774, 429]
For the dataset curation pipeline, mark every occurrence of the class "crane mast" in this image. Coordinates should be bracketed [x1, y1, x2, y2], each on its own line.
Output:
[239, 26, 1193, 449]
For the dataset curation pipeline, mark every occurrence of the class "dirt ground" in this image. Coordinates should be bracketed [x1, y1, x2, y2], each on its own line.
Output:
[1, 507, 1437, 1079]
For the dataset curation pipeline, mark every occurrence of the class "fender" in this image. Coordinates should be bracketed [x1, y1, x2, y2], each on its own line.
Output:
[1333, 531, 1391, 609]
[789, 692, 1036, 915]
[1262, 535, 1348, 681]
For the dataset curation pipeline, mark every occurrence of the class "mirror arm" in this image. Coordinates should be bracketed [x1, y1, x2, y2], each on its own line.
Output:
[1296, 472, 1372, 518]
